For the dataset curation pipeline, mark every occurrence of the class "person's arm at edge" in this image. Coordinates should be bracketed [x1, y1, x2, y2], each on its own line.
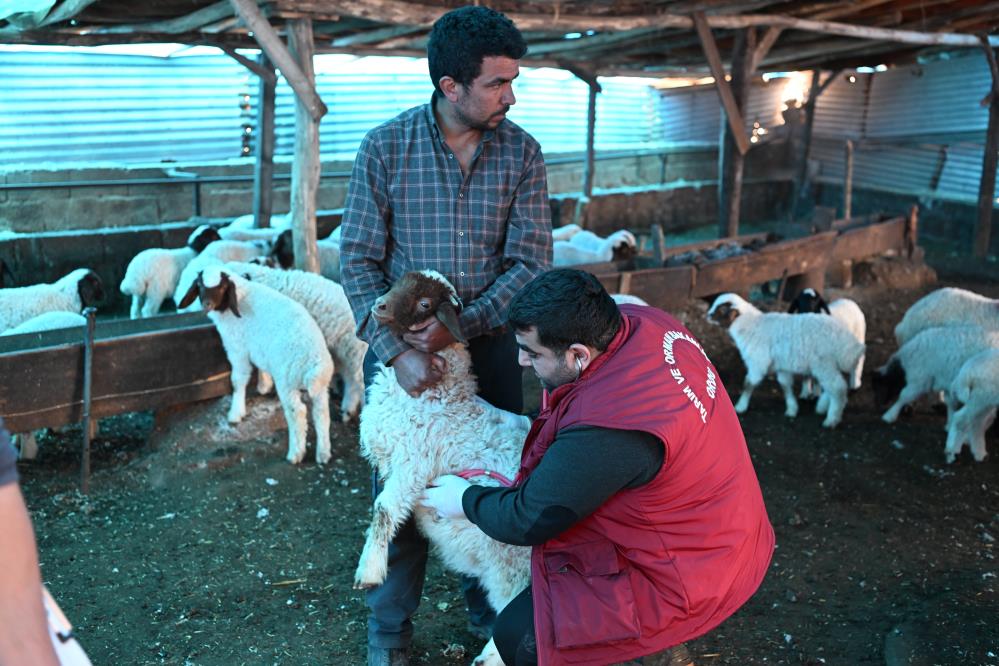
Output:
[0, 482, 60, 665]
[458, 147, 553, 339]
[339, 132, 410, 365]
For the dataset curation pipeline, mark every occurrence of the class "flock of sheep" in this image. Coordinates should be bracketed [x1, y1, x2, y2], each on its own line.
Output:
[705, 284, 999, 465]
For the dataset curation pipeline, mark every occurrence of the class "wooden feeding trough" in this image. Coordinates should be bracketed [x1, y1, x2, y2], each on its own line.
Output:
[586, 211, 917, 310]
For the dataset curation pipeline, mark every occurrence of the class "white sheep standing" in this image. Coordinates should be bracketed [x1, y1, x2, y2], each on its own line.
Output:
[944, 348, 999, 463]
[787, 289, 867, 396]
[355, 270, 531, 666]
[0, 268, 104, 332]
[707, 292, 864, 428]
[224, 261, 367, 422]
[173, 240, 267, 313]
[178, 265, 334, 465]
[873, 325, 999, 426]
[894, 287, 999, 346]
[553, 228, 637, 266]
[119, 225, 221, 318]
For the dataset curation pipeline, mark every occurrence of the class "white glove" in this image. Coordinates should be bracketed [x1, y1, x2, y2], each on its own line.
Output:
[419, 474, 472, 520]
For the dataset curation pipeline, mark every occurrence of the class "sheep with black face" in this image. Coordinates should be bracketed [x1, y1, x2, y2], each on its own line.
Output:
[179, 265, 334, 465]
[356, 269, 530, 666]
[0, 268, 103, 333]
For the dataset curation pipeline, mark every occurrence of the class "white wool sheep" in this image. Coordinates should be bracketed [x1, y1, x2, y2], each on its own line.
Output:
[707, 292, 864, 428]
[224, 261, 367, 421]
[551, 223, 583, 242]
[787, 289, 867, 395]
[1, 311, 86, 336]
[218, 212, 291, 242]
[267, 228, 341, 280]
[178, 266, 334, 465]
[944, 348, 999, 463]
[173, 240, 267, 313]
[0, 268, 104, 333]
[355, 270, 530, 666]
[120, 225, 221, 318]
[553, 228, 637, 266]
[894, 287, 999, 346]
[611, 293, 649, 307]
[873, 325, 999, 426]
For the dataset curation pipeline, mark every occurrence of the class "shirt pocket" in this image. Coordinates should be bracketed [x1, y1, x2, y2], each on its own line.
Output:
[544, 540, 641, 649]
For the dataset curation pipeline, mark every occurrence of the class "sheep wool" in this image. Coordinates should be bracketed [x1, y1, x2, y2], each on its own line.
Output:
[224, 261, 367, 421]
[894, 287, 999, 345]
[945, 348, 999, 464]
[0, 268, 101, 333]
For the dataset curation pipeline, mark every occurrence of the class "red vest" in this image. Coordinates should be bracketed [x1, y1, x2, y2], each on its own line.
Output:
[520, 305, 775, 666]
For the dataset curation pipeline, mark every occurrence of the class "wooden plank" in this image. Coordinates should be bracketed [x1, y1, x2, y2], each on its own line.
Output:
[0, 323, 230, 432]
[592, 265, 695, 311]
[692, 12, 751, 156]
[719, 26, 756, 236]
[832, 217, 906, 262]
[253, 53, 277, 228]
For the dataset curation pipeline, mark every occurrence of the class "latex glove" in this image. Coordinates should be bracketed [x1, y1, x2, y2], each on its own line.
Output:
[419, 474, 472, 520]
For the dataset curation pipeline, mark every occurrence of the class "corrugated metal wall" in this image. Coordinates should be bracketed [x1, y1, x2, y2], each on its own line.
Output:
[0, 49, 662, 167]
[655, 54, 997, 205]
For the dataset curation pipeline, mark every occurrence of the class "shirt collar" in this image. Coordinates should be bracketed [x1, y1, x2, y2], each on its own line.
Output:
[426, 92, 497, 145]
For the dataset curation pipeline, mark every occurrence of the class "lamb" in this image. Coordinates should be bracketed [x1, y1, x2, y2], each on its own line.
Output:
[224, 261, 367, 421]
[173, 239, 267, 313]
[0, 268, 104, 333]
[178, 265, 334, 465]
[553, 228, 637, 266]
[218, 212, 291, 242]
[894, 287, 999, 346]
[872, 325, 999, 426]
[119, 224, 222, 318]
[943, 348, 999, 463]
[551, 222, 583, 241]
[1, 311, 87, 336]
[707, 292, 864, 428]
[355, 270, 531, 666]
[788, 288, 867, 394]
[267, 228, 340, 280]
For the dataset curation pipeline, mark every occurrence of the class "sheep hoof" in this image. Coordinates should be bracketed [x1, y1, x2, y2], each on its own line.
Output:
[227, 411, 245, 424]
[881, 413, 896, 424]
[821, 418, 840, 429]
[316, 450, 332, 465]
[353, 570, 385, 590]
[286, 450, 305, 465]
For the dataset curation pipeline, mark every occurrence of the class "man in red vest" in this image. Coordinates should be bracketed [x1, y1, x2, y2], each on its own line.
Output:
[421, 268, 774, 666]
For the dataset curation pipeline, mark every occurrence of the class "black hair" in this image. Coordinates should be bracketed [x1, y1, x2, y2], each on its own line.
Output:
[508, 269, 621, 353]
[427, 6, 527, 95]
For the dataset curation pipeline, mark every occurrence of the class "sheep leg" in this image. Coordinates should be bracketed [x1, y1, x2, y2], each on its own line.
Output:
[776, 371, 798, 418]
[354, 475, 422, 589]
[129, 295, 142, 320]
[308, 382, 332, 465]
[141, 294, 163, 318]
[14, 431, 39, 460]
[256, 370, 274, 395]
[942, 391, 960, 432]
[881, 382, 928, 423]
[850, 352, 865, 390]
[471, 638, 504, 666]
[734, 369, 765, 414]
[227, 354, 253, 423]
[815, 390, 829, 415]
[972, 406, 996, 462]
[815, 370, 848, 428]
[276, 383, 308, 465]
[798, 377, 814, 400]
[944, 406, 972, 463]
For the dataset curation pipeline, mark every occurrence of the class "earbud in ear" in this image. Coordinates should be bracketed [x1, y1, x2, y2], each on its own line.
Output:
[575, 356, 583, 375]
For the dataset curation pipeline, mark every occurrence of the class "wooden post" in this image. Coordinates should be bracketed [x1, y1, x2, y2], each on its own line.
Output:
[562, 64, 602, 228]
[717, 27, 755, 238]
[843, 139, 854, 220]
[288, 18, 321, 274]
[791, 69, 821, 221]
[253, 53, 276, 229]
[973, 39, 999, 258]
[693, 12, 751, 156]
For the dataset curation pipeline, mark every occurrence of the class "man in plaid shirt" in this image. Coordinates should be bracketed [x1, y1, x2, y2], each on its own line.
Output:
[339, 6, 552, 666]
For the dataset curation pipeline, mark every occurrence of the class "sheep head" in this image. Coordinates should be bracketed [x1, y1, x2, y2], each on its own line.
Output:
[371, 270, 466, 344]
[187, 225, 222, 253]
[178, 266, 241, 317]
[787, 288, 830, 315]
[268, 229, 295, 269]
[74, 269, 105, 308]
[706, 292, 748, 328]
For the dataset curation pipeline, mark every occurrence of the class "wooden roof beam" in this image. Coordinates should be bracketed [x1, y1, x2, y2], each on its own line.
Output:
[228, 0, 327, 123]
[692, 12, 751, 155]
[75, 1, 235, 35]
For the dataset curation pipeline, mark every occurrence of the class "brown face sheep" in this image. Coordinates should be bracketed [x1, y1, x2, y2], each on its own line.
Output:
[370, 269, 466, 344]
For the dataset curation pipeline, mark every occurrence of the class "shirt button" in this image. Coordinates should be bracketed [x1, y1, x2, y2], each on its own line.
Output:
[449, 153, 454, 159]
[458, 193, 463, 198]
[458, 231, 464, 236]
[460, 271, 465, 276]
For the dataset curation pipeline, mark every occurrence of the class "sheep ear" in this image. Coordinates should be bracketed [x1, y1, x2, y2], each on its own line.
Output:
[177, 278, 201, 309]
[220, 277, 241, 318]
[819, 298, 831, 315]
[435, 301, 466, 344]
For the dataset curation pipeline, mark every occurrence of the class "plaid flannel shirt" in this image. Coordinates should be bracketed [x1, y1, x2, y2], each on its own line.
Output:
[340, 98, 553, 364]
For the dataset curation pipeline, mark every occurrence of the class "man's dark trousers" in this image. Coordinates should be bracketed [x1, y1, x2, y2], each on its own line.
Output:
[362, 330, 524, 649]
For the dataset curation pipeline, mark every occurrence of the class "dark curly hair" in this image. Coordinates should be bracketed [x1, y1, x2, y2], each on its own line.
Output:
[508, 269, 621, 354]
[427, 6, 527, 95]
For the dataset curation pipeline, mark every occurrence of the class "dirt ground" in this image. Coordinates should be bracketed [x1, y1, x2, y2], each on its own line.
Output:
[16, 251, 999, 666]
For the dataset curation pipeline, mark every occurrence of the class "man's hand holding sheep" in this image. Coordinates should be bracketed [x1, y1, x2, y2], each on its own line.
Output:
[391, 318, 455, 397]
[420, 475, 472, 520]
